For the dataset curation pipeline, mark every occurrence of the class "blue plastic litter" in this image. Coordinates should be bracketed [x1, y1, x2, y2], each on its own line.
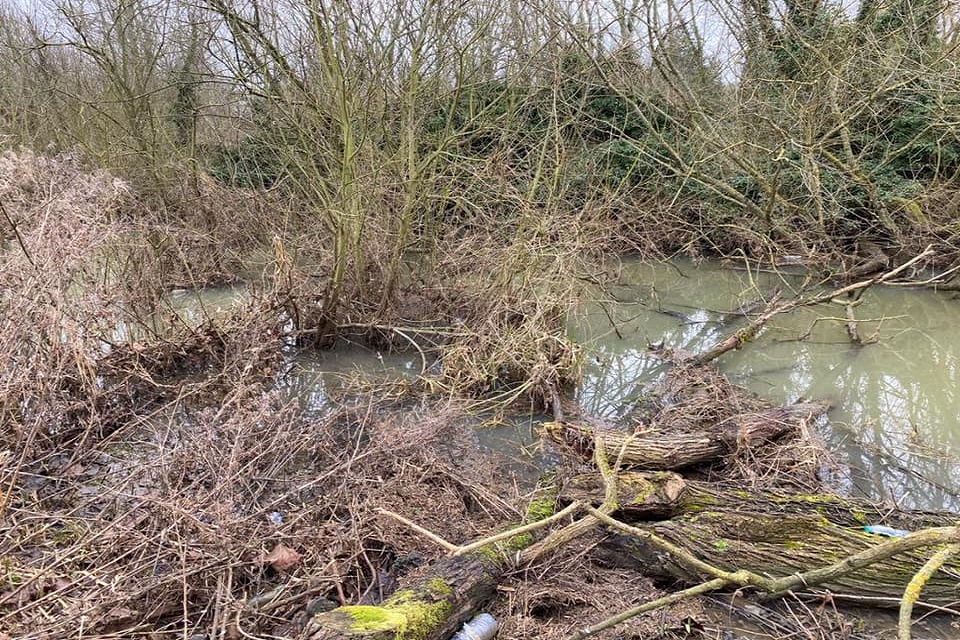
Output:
[864, 525, 909, 537]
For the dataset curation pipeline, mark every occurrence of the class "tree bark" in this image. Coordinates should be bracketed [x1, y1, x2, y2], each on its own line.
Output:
[605, 510, 960, 606]
[561, 473, 960, 607]
[544, 402, 829, 470]
[301, 553, 502, 640]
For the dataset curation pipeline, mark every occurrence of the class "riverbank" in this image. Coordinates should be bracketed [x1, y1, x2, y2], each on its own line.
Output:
[4, 150, 960, 639]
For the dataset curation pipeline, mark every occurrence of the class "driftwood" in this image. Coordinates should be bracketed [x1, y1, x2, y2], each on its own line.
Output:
[303, 472, 960, 640]
[543, 401, 829, 469]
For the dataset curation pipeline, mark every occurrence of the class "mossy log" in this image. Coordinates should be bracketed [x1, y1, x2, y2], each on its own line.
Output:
[561, 471, 957, 531]
[544, 401, 829, 470]
[302, 553, 502, 640]
[564, 472, 960, 606]
[560, 471, 690, 519]
[610, 511, 960, 606]
[302, 495, 558, 639]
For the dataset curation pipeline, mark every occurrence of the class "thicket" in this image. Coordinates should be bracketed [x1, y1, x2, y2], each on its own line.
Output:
[1, 0, 959, 368]
[3, 3, 960, 637]
[3, 1, 958, 250]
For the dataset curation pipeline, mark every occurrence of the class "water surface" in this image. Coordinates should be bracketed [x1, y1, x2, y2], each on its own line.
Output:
[172, 259, 960, 512]
[573, 258, 960, 511]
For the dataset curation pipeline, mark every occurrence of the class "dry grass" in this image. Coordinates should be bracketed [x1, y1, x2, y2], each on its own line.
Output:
[495, 532, 702, 640]
[1, 390, 531, 638]
[0, 148, 873, 640]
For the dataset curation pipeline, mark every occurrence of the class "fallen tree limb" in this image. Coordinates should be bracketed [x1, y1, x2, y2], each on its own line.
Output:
[572, 506, 960, 639]
[898, 543, 960, 640]
[694, 246, 934, 364]
[543, 401, 829, 469]
[301, 553, 503, 640]
[560, 471, 958, 532]
[602, 509, 960, 606]
[301, 485, 562, 640]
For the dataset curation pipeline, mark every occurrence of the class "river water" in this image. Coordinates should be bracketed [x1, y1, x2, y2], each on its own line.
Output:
[572, 259, 960, 513]
[169, 258, 960, 512]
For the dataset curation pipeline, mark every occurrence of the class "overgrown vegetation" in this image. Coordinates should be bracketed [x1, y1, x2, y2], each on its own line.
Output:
[2, 0, 956, 384]
[2, 1, 960, 637]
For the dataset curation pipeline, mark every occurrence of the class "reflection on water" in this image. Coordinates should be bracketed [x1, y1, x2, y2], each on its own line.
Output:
[573, 259, 960, 511]
[284, 344, 420, 413]
[288, 346, 555, 482]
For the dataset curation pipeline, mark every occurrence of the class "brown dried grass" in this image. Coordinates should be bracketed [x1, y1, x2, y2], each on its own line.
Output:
[494, 532, 702, 640]
[2, 381, 533, 639]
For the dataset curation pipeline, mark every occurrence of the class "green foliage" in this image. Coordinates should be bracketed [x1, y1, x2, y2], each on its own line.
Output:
[773, 6, 847, 81]
[874, 86, 960, 182]
[422, 65, 702, 202]
[206, 136, 284, 189]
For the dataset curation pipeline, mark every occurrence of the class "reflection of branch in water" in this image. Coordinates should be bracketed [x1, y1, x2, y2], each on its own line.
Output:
[793, 314, 906, 343]
[836, 422, 960, 507]
[578, 349, 669, 418]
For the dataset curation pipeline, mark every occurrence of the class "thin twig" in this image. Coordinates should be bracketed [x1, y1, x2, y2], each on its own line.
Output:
[0, 198, 34, 267]
[376, 509, 460, 553]
[567, 578, 730, 640]
[453, 501, 581, 557]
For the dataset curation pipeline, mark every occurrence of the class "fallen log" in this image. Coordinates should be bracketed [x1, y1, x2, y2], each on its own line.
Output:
[300, 492, 559, 640]
[562, 472, 960, 607]
[561, 472, 957, 531]
[608, 511, 960, 607]
[301, 553, 502, 640]
[543, 401, 829, 470]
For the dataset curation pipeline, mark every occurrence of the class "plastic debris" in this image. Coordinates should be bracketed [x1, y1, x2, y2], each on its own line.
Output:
[268, 511, 283, 525]
[864, 525, 909, 537]
[450, 613, 498, 640]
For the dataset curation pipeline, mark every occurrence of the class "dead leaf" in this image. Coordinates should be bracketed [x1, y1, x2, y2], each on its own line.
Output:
[53, 576, 73, 591]
[62, 463, 85, 477]
[262, 543, 300, 572]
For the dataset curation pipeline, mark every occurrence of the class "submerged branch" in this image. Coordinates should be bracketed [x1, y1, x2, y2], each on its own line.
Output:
[695, 247, 934, 364]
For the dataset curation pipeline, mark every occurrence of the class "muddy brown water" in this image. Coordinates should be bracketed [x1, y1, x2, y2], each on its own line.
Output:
[167, 259, 960, 639]
[169, 258, 960, 512]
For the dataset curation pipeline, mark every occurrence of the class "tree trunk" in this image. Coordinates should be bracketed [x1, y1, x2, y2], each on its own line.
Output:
[562, 472, 960, 606]
[544, 402, 829, 470]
